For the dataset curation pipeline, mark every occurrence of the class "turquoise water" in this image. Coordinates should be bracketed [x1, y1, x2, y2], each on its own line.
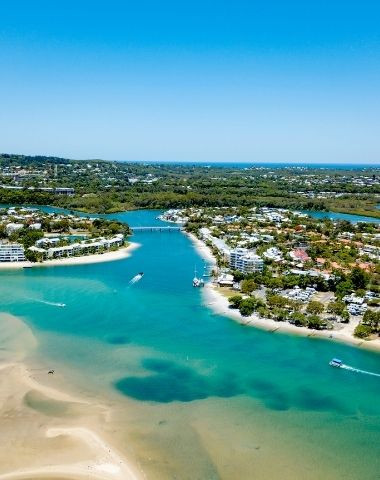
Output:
[0, 209, 380, 478]
[303, 209, 380, 223]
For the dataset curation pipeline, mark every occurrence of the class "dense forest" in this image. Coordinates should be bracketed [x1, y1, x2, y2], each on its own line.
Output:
[0, 154, 379, 215]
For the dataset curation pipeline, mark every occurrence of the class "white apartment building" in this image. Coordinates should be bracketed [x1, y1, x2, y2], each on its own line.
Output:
[229, 248, 264, 274]
[0, 243, 25, 262]
[45, 234, 124, 259]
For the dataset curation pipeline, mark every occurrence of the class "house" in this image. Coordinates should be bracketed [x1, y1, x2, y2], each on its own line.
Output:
[29, 223, 42, 230]
[263, 247, 283, 262]
[290, 249, 310, 263]
[217, 273, 234, 287]
[5, 223, 24, 235]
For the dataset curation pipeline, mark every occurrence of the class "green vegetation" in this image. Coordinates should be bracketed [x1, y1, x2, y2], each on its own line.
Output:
[306, 301, 324, 315]
[354, 324, 373, 339]
[228, 292, 328, 329]
[354, 310, 380, 338]
[1, 154, 380, 216]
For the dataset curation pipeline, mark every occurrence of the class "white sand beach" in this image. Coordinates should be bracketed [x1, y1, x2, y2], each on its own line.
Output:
[204, 280, 380, 353]
[184, 232, 217, 266]
[0, 313, 144, 480]
[0, 243, 140, 270]
[186, 232, 380, 353]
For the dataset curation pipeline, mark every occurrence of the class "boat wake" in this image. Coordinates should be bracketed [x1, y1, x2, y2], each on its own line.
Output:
[340, 364, 380, 378]
[27, 298, 66, 308]
[129, 272, 144, 285]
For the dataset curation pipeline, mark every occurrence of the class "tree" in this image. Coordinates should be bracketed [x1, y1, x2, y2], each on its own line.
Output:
[288, 300, 302, 312]
[350, 267, 369, 290]
[232, 270, 245, 282]
[266, 294, 287, 308]
[354, 324, 372, 339]
[335, 280, 353, 298]
[239, 298, 256, 317]
[228, 295, 243, 309]
[327, 300, 345, 317]
[238, 296, 264, 317]
[306, 301, 324, 315]
[257, 305, 270, 318]
[362, 309, 380, 332]
[341, 310, 350, 323]
[289, 312, 307, 326]
[307, 315, 324, 329]
[241, 279, 257, 294]
[273, 308, 288, 322]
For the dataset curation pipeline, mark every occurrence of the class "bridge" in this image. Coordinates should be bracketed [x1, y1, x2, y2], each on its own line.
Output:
[130, 226, 183, 232]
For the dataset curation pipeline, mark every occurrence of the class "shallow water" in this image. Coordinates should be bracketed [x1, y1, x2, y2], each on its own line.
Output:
[1, 209, 380, 479]
[302, 209, 380, 223]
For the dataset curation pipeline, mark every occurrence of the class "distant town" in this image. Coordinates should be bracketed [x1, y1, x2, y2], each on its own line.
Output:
[161, 207, 380, 341]
[1, 154, 380, 217]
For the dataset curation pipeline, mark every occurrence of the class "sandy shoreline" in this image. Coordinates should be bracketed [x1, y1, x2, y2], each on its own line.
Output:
[184, 232, 217, 266]
[0, 367, 143, 480]
[0, 313, 144, 480]
[186, 231, 380, 353]
[0, 243, 140, 270]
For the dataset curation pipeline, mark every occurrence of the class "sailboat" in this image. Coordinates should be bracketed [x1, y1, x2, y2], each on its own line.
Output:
[192, 267, 204, 287]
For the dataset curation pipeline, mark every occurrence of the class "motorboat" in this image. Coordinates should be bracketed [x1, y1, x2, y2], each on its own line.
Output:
[329, 358, 343, 368]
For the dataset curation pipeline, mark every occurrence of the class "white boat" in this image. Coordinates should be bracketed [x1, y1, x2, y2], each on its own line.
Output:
[202, 263, 213, 278]
[329, 358, 343, 368]
[192, 268, 204, 287]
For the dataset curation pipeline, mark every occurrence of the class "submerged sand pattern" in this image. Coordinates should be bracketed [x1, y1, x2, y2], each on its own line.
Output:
[0, 314, 142, 480]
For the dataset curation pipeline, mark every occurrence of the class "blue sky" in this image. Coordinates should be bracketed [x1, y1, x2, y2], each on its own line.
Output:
[0, 1, 379, 163]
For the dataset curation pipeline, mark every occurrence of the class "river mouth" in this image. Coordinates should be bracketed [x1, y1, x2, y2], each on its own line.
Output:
[1, 207, 380, 480]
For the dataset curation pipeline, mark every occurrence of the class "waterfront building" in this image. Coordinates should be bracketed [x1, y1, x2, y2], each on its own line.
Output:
[46, 234, 124, 259]
[0, 243, 25, 262]
[216, 273, 234, 287]
[229, 248, 263, 274]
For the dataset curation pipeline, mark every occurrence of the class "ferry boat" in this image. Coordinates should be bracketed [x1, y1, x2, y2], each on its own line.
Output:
[192, 268, 204, 287]
[329, 358, 343, 368]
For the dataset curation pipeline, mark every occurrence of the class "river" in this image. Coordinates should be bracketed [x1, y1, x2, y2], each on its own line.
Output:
[0, 208, 379, 479]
